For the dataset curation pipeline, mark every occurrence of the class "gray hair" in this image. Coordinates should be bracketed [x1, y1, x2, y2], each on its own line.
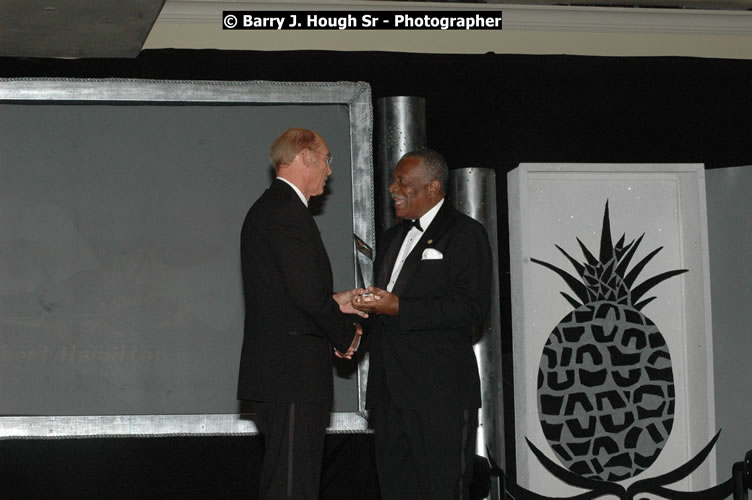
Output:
[401, 149, 449, 194]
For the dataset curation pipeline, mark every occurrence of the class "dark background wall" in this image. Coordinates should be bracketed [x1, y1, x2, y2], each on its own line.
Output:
[4, 50, 751, 170]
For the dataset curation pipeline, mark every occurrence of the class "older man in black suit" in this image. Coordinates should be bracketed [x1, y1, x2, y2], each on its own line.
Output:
[237, 128, 363, 500]
[353, 149, 492, 500]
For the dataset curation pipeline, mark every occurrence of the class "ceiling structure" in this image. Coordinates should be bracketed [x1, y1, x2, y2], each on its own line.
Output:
[0, 0, 751, 59]
[0, 0, 166, 58]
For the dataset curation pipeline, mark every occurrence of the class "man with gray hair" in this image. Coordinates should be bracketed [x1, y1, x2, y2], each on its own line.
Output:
[354, 149, 492, 499]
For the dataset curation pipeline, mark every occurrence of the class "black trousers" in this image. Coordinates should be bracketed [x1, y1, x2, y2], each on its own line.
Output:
[253, 401, 330, 500]
[372, 393, 478, 500]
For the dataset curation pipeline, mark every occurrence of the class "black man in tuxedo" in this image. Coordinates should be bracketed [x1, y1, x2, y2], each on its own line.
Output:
[354, 149, 492, 500]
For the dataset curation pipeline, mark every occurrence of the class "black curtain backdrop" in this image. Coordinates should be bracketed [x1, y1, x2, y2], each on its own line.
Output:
[3, 50, 751, 170]
[2, 50, 751, 498]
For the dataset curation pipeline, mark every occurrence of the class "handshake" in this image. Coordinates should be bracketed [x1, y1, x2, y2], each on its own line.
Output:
[331, 286, 400, 360]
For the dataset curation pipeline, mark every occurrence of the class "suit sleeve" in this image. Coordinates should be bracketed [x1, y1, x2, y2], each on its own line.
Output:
[270, 211, 356, 353]
[398, 221, 492, 333]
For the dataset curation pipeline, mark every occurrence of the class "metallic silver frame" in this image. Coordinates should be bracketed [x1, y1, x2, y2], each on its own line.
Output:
[0, 78, 375, 438]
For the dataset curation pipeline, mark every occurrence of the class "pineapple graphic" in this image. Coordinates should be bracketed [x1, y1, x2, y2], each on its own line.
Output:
[532, 202, 686, 482]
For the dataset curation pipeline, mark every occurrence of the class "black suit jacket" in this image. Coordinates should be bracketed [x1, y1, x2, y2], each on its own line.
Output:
[365, 200, 492, 411]
[237, 179, 355, 407]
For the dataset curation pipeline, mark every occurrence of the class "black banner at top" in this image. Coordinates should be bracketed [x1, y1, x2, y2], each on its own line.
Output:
[222, 11, 503, 30]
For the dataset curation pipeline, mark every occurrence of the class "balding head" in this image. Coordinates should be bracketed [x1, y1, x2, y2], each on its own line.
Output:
[270, 128, 322, 172]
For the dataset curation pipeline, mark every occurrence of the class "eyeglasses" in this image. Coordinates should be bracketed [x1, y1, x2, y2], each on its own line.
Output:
[307, 148, 333, 167]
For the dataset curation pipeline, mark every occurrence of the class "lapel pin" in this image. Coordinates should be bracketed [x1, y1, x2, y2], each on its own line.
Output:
[427, 240, 433, 245]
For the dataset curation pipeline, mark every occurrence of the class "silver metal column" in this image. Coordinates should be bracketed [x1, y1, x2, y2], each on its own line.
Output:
[375, 96, 427, 238]
[450, 168, 503, 500]
[362, 97, 427, 415]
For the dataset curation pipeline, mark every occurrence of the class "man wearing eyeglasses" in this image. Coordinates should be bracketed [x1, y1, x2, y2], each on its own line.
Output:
[237, 128, 363, 500]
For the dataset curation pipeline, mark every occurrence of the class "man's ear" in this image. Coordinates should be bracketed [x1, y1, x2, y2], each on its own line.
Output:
[299, 148, 312, 167]
[428, 179, 441, 197]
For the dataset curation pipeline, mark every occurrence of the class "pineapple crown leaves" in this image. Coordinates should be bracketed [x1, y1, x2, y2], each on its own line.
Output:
[531, 201, 688, 311]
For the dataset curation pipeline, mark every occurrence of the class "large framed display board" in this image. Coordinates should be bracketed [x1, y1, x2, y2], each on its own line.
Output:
[0, 78, 374, 437]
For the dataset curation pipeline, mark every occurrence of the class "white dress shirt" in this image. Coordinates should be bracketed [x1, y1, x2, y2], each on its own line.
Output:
[387, 198, 444, 292]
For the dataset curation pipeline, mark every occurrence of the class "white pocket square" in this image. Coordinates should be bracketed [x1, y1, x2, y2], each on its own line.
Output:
[421, 248, 443, 260]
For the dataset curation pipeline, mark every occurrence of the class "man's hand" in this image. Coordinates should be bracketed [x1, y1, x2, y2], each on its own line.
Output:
[334, 323, 363, 360]
[352, 287, 399, 316]
[333, 288, 368, 318]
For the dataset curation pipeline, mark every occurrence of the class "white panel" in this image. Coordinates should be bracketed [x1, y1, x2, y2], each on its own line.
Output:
[508, 163, 714, 497]
[705, 165, 752, 479]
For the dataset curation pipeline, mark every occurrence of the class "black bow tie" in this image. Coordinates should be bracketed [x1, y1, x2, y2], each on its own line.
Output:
[404, 219, 423, 232]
